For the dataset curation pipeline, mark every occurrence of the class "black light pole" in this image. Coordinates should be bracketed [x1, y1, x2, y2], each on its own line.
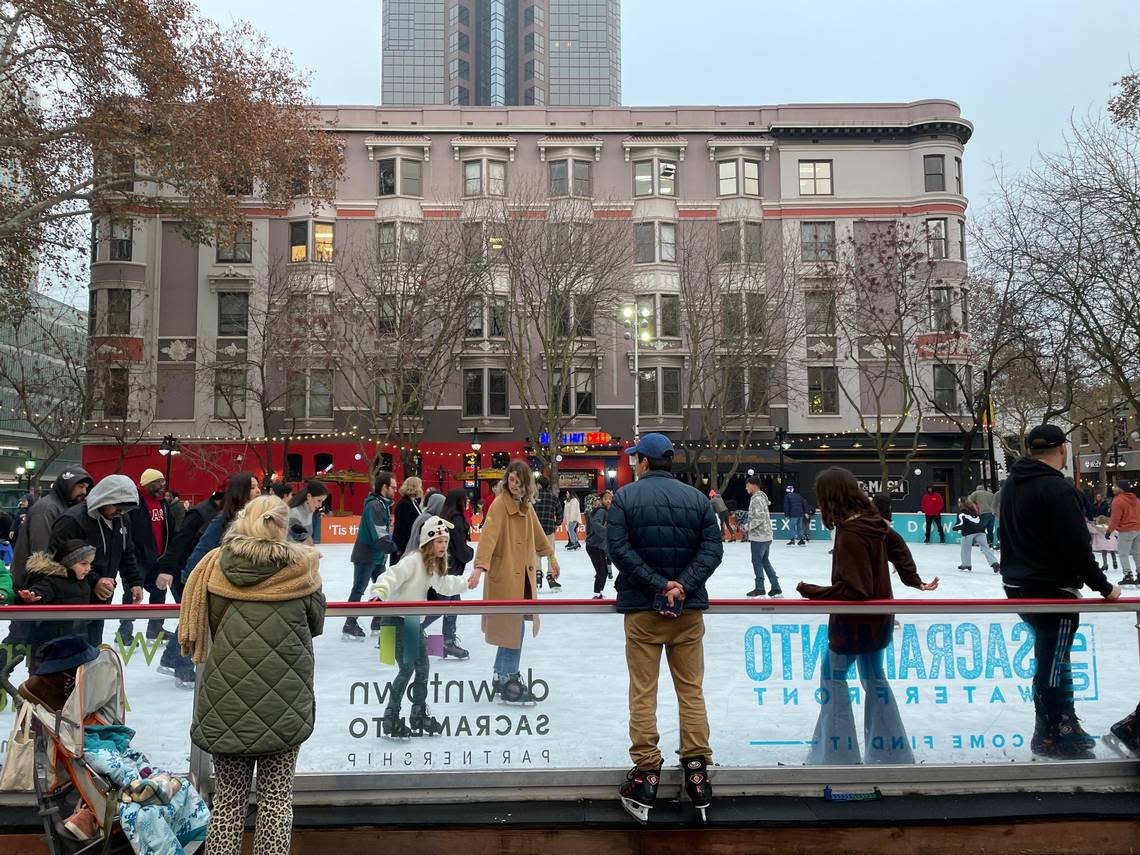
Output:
[982, 371, 998, 492]
[159, 434, 180, 490]
[775, 427, 787, 485]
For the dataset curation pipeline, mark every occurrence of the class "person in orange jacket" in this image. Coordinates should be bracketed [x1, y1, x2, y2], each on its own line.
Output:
[1106, 479, 1140, 585]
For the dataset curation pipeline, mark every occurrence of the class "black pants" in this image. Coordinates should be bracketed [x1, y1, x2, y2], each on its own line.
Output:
[924, 515, 945, 542]
[587, 546, 610, 594]
[120, 559, 168, 637]
[1005, 585, 1080, 720]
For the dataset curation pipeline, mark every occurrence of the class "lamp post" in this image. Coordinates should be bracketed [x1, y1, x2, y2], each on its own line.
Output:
[158, 434, 180, 490]
[775, 427, 791, 485]
[606, 466, 617, 490]
[622, 303, 652, 440]
[15, 465, 25, 492]
[470, 429, 482, 498]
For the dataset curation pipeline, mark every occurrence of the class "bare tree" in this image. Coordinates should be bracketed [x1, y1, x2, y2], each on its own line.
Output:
[489, 187, 634, 482]
[674, 219, 804, 492]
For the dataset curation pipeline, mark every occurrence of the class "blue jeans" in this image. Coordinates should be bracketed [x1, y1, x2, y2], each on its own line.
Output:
[567, 522, 579, 547]
[749, 541, 780, 594]
[421, 593, 459, 641]
[493, 624, 525, 678]
[345, 561, 384, 625]
[786, 515, 804, 542]
[806, 649, 914, 765]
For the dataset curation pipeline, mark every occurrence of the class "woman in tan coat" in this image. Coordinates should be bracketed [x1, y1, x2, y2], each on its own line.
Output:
[469, 460, 559, 702]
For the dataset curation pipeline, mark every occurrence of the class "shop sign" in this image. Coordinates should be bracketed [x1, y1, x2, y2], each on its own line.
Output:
[856, 477, 909, 496]
[539, 431, 612, 446]
[557, 470, 594, 489]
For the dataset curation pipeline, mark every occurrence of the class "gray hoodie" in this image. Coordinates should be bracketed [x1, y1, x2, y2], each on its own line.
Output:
[403, 492, 446, 557]
[85, 475, 139, 519]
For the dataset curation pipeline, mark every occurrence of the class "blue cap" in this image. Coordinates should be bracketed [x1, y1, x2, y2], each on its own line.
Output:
[625, 433, 674, 460]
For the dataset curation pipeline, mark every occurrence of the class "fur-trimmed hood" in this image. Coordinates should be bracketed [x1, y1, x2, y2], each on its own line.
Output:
[25, 552, 70, 578]
[219, 531, 319, 588]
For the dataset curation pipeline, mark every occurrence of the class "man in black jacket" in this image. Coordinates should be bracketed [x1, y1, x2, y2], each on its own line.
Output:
[608, 433, 721, 823]
[533, 476, 563, 592]
[120, 469, 175, 643]
[1000, 424, 1121, 759]
[154, 489, 223, 685]
[49, 474, 143, 647]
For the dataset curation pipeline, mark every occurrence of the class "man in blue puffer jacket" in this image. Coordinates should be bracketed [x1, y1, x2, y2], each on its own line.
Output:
[608, 433, 722, 823]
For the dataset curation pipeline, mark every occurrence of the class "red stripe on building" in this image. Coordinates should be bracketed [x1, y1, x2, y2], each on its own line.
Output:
[423, 209, 462, 219]
[336, 209, 376, 218]
[592, 209, 632, 219]
[763, 202, 966, 218]
[679, 209, 719, 219]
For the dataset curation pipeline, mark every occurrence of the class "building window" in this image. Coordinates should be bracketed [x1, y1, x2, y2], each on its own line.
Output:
[960, 288, 970, 333]
[463, 158, 506, 196]
[926, 218, 948, 260]
[87, 291, 97, 335]
[524, 4, 543, 25]
[560, 369, 595, 417]
[377, 221, 420, 263]
[958, 220, 967, 261]
[659, 294, 680, 337]
[929, 287, 953, 331]
[550, 158, 591, 197]
[722, 291, 766, 339]
[718, 160, 738, 196]
[463, 367, 509, 417]
[799, 160, 833, 196]
[635, 222, 676, 264]
[216, 223, 252, 263]
[933, 365, 960, 411]
[377, 294, 398, 335]
[403, 159, 423, 196]
[524, 31, 544, 54]
[954, 157, 963, 195]
[801, 221, 836, 262]
[744, 221, 762, 262]
[632, 158, 677, 197]
[549, 160, 568, 196]
[217, 292, 249, 336]
[287, 369, 333, 419]
[378, 158, 397, 195]
[639, 366, 682, 417]
[718, 222, 741, 263]
[489, 295, 508, 337]
[465, 297, 484, 338]
[110, 220, 132, 261]
[107, 289, 131, 335]
[524, 58, 545, 81]
[743, 159, 760, 196]
[103, 367, 129, 419]
[807, 366, 839, 415]
[290, 221, 308, 263]
[924, 154, 946, 192]
[724, 365, 769, 414]
[377, 222, 397, 261]
[463, 160, 482, 196]
[313, 222, 334, 262]
[214, 369, 247, 420]
[804, 290, 835, 337]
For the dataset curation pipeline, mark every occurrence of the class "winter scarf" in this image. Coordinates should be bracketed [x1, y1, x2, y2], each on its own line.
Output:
[178, 535, 322, 664]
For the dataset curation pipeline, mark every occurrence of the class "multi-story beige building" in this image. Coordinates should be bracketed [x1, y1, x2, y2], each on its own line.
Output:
[83, 100, 976, 511]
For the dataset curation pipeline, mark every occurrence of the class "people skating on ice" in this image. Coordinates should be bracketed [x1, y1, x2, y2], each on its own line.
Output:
[420, 488, 475, 659]
[532, 476, 564, 591]
[563, 491, 582, 550]
[1090, 515, 1119, 575]
[1105, 478, 1140, 585]
[952, 497, 1000, 573]
[797, 467, 939, 767]
[585, 489, 613, 598]
[744, 476, 782, 598]
[782, 485, 810, 545]
[470, 461, 560, 703]
[998, 424, 1121, 759]
[608, 433, 721, 824]
[920, 486, 946, 543]
[344, 470, 397, 640]
[372, 515, 473, 737]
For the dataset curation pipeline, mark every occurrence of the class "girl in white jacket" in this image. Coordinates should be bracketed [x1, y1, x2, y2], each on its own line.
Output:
[372, 516, 472, 736]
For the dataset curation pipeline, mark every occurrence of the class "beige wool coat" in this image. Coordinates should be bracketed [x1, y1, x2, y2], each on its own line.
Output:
[475, 493, 554, 648]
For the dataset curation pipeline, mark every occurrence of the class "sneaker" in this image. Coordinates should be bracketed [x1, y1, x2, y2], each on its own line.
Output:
[115, 621, 134, 647]
[1107, 712, 1139, 756]
[746, 589, 763, 597]
[769, 591, 784, 599]
[64, 806, 97, 840]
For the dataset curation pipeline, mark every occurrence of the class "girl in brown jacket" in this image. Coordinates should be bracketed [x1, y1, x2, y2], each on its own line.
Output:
[469, 461, 559, 702]
[797, 467, 938, 765]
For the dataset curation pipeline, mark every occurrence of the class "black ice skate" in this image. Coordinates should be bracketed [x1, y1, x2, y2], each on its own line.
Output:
[1103, 711, 1139, 757]
[619, 765, 660, 824]
[546, 573, 562, 592]
[442, 637, 469, 659]
[156, 644, 179, 676]
[342, 620, 366, 641]
[494, 673, 536, 704]
[679, 756, 712, 823]
[1120, 571, 1138, 586]
[409, 704, 445, 736]
[174, 666, 196, 690]
[381, 711, 412, 738]
[1031, 711, 1096, 760]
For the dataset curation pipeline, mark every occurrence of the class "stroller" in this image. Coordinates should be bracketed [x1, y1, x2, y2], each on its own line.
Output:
[20, 642, 206, 855]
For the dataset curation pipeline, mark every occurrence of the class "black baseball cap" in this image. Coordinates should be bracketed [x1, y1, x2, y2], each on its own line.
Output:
[1026, 424, 1066, 450]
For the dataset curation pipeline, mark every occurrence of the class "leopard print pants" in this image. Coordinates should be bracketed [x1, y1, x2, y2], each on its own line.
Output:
[206, 746, 300, 855]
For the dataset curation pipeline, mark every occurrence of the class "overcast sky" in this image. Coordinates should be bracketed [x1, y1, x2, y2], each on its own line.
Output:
[193, 0, 1140, 208]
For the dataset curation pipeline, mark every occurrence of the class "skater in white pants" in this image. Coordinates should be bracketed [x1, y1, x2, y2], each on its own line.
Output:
[952, 499, 1000, 572]
[1105, 479, 1140, 586]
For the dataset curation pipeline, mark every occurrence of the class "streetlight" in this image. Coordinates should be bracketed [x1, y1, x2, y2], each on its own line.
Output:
[158, 434, 180, 490]
[622, 303, 652, 440]
[606, 466, 617, 489]
[15, 465, 25, 491]
[774, 427, 791, 484]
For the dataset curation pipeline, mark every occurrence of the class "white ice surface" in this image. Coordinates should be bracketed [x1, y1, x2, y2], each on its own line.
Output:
[2, 538, 1137, 775]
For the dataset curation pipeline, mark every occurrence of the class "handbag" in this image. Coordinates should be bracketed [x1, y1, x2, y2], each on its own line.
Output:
[0, 704, 35, 792]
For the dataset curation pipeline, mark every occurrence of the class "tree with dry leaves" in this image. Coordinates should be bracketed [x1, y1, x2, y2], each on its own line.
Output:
[0, 1, 341, 314]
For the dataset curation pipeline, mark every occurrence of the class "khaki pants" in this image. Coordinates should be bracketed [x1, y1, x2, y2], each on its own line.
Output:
[624, 610, 712, 770]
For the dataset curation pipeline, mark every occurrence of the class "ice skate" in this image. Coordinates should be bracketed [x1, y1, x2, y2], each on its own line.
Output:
[991, 563, 1001, 573]
[1031, 711, 1096, 759]
[618, 765, 660, 824]
[680, 756, 712, 823]
[546, 573, 562, 592]
[382, 710, 412, 738]
[115, 621, 134, 647]
[1103, 711, 1138, 757]
[1120, 571, 1138, 586]
[409, 704, 445, 736]
[746, 589, 763, 597]
[797, 539, 806, 546]
[957, 565, 972, 572]
[174, 667, 196, 690]
[592, 593, 604, 599]
[156, 644, 179, 676]
[495, 673, 536, 704]
[442, 637, 469, 659]
[769, 590, 784, 599]
[342, 621, 366, 641]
